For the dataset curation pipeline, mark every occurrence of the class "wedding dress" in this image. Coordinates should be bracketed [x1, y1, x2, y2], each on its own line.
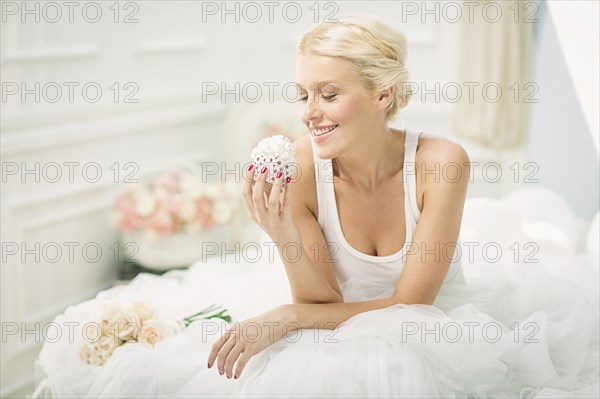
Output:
[33, 130, 599, 398]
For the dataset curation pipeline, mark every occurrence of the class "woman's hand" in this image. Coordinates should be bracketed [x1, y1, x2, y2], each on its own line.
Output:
[207, 305, 297, 379]
[241, 164, 299, 244]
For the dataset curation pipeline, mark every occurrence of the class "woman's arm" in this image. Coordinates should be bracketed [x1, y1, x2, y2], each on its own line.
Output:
[275, 227, 344, 305]
[288, 139, 471, 329]
[211, 139, 470, 379]
[274, 137, 344, 304]
[287, 297, 400, 329]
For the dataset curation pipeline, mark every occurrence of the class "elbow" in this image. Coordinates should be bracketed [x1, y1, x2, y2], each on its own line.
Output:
[389, 294, 405, 306]
[389, 294, 434, 306]
[293, 293, 344, 304]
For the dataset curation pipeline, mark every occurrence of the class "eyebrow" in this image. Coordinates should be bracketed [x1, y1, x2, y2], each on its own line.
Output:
[295, 80, 340, 89]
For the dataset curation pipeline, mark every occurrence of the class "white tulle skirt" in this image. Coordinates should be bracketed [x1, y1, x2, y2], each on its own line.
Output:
[33, 250, 599, 398]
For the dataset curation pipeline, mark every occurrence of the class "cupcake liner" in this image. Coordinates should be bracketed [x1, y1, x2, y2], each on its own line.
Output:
[250, 135, 297, 192]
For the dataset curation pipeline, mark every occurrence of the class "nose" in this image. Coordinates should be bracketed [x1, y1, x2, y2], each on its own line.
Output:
[302, 96, 323, 127]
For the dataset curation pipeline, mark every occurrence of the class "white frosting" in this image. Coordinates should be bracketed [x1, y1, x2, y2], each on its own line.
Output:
[250, 134, 296, 165]
[250, 135, 297, 189]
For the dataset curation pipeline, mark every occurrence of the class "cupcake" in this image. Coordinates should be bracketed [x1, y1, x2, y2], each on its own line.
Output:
[250, 134, 296, 192]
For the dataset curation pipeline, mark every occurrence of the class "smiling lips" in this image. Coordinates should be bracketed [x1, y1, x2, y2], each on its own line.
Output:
[311, 125, 338, 136]
[310, 125, 338, 144]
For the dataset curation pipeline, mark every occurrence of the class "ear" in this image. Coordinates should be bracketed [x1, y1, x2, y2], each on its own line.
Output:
[376, 85, 395, 111]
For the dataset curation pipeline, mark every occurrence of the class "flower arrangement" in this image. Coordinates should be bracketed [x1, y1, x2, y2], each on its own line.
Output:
[79, 300, 232, 366]
[110, 168, 238, 239]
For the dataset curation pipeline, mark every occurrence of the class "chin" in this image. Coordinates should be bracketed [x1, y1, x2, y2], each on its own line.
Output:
[316, 151, 335, 160]
[313, 145, 337, 160]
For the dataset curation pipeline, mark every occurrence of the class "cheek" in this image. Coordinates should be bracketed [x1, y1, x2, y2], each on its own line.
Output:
[326, 96, 363, 122]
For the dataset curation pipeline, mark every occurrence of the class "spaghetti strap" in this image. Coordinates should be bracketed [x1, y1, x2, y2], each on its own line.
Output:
[404, 129, 422, 220]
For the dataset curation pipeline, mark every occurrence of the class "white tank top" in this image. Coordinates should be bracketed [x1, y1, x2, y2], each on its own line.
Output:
[310, 129, 465, 302]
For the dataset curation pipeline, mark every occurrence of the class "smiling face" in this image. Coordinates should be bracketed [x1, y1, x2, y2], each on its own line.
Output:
[295, 53, 385, 159]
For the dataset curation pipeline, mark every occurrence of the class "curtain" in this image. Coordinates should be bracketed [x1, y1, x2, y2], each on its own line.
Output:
[453, 0, 536, 149]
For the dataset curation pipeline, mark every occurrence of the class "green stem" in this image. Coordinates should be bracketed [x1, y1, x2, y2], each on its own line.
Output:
[208, 310, 232, 323]
[182, 304, 220, 321]
[185, 309, 232, 325]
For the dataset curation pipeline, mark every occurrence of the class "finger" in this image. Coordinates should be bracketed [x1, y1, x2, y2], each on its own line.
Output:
[224, 345, 245, 379]
[233, 349, 256, 380]
[281, 176, 293, 220]
[252, 166, 269, 220]
[268, 171, 284, 225]
[217, 333, 238, 375]
[241, 164, 257, 218]
[207, 331, 230, 369]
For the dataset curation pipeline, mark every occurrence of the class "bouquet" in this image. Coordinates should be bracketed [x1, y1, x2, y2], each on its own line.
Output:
[79, 300, 232, 366]
[110, 168, 238, 239]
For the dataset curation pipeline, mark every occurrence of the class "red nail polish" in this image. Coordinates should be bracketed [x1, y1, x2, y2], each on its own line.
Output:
[207, 362, 211, 368]
[286, 177, 291, 183]
[261, 166, 267, 174]
[276, 171, 282, 179]
[248, 164, 254, 171]
[234, 375, 238, 379]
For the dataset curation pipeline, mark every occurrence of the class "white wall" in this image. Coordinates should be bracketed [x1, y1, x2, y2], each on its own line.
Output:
[0, 2, 459, 396]
[547, 1, 599, 155]
[526, 3, 599, 221]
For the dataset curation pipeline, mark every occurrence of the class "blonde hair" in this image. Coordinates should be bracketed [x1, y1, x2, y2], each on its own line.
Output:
[298, 14, 413, 123]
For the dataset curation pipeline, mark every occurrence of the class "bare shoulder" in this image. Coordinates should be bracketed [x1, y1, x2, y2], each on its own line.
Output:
[291, 134, 318, 217]
[292, 134, 313, 161]
[413, 133, 471, 212]
[415, 133, 470, 166]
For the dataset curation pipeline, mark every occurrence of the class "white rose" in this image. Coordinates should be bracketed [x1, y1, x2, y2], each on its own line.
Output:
[131, 300, 155, 323]
[135, 192, 155, 216]
[155, 188, 170, 201]
[138, 319, 178, 347]
[179, 200, 197, 222]
[212, 201, 233, 224]
[180, 175, 203, 197]
[79, 340, 91, 362]
[79, 335, 121, 366]
[100, 301, 142, 341]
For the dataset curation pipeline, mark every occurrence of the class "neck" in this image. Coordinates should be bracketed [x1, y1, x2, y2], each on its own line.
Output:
[334, 126, 406, 192]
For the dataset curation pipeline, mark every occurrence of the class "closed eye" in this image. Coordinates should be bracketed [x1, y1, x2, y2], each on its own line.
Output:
[298, 94, 338, 102]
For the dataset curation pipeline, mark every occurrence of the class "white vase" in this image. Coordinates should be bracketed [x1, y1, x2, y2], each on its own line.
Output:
[120, 230, 213, 271]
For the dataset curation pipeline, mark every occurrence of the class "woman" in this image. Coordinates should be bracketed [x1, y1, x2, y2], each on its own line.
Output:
[207, 14, 599, 398]
[33, 14, 598, 399]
